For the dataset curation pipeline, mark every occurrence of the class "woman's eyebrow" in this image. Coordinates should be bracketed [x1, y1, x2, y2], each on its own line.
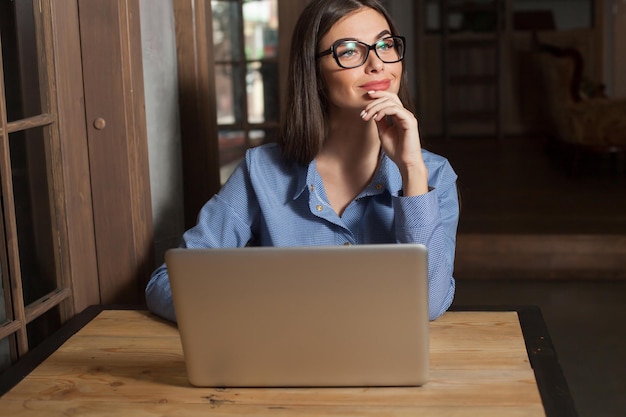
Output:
[375, 30, 392, 39]
[331, 30, 392, 45]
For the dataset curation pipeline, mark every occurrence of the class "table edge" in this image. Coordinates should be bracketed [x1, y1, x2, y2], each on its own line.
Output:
[0, 304, 135, 397]
[451, 305, 578, 417]
[1, 304, 578, 417]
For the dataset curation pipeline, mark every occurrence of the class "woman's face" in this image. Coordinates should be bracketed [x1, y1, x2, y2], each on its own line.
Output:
[318, 7, 402, 115]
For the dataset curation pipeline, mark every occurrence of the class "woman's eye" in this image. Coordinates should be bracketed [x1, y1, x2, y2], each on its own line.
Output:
[337, 43, 360, 58]
[377, 40, 392, 51]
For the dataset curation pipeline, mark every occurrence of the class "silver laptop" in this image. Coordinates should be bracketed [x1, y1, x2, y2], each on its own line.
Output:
[165, 244, 429, 387]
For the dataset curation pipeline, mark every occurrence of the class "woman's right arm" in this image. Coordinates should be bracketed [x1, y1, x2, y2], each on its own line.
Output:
[145, 158, 260, 322]
[145, 263, 176, 322]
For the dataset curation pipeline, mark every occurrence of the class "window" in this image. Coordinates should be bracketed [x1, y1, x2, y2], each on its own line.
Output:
[0, 0, 71, 371]
[211, 0, 279, 182]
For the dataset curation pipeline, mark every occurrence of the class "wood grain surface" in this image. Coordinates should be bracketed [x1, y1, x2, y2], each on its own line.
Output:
[0, 310, 545, 416]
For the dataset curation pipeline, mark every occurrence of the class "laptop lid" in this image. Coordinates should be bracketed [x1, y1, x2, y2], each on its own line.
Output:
[165, 244, 429, 387]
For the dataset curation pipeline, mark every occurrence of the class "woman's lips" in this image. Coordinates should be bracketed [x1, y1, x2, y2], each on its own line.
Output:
[360, 79, 391, 91]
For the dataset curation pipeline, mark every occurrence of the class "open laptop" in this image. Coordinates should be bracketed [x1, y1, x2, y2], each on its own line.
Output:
[165, 243, 429, 387]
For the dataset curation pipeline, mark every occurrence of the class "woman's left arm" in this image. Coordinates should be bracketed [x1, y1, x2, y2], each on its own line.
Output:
[393, 159, 459, 320]
[362, 91, 459, 319]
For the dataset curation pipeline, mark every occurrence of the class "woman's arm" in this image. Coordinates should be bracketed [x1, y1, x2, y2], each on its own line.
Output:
[145, 159, 260, 322]
[145, 263, 177, 322]
[393, 157, 459, 320]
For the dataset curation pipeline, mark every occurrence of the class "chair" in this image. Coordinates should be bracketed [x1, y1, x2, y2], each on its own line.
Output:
[530, 37, 626, 175]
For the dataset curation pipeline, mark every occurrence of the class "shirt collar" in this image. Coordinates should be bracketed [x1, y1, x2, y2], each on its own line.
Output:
[292, 151, 403, 200]
[364, 152, 403, 198]
[292, 162, 311, 200]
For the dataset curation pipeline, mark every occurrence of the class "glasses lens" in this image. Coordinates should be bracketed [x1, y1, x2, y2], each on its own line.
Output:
[376, 37, 404, 63]
[334, 41, 367, 68]
[332, 37, 405, 68]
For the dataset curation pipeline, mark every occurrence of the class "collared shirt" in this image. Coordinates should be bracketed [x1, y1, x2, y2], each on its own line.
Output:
[146, 143, 459, 322]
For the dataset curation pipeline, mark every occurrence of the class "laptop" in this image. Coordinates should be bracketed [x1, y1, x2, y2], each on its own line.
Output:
[165, 243, 429, 387]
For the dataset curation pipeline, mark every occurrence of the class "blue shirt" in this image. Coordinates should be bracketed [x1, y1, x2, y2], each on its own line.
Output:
[146, 143, 459, 322]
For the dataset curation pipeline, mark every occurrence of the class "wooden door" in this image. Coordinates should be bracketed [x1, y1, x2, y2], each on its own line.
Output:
[77, 0, 154, 304]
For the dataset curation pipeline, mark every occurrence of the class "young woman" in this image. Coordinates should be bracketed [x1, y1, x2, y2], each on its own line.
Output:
[146, 0, 459, 322]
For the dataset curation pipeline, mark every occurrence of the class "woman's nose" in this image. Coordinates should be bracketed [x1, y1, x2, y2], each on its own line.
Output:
[364, 51, 384, 72]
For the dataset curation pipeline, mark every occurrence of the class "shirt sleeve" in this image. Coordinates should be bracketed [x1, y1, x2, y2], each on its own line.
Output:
[392, 159, 459, 320]
[145, 158, 260, 322]
[145, 263, 177, 322]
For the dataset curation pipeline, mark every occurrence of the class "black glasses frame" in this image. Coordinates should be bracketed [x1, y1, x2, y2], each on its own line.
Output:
[317, 35, 406, 69]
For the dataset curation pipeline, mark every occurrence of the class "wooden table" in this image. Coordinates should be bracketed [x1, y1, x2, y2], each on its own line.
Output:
[0, 306, 576, 416]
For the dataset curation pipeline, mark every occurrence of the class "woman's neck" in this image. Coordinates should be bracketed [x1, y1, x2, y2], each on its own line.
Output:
[319, 112, 381, 165]
[314, 112, 382, 216]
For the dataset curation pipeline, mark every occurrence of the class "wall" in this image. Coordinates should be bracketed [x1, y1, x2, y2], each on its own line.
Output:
[139, 0, 185, 266]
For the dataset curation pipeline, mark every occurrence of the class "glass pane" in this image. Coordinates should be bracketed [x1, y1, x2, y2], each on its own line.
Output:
[215, 63, 246, 125]
[1, 239, 13, 373]
[243, 0, 278, 59]
[219, 130, 246, 183]
[9, 127, 58, 306]
[1, 254, 9, 325]
[0, 0, 45, 122]
[246, 62, 263, 123]
[215, 63, 235, 124]
[27, 305, 61, 351]
[0, 336, 10, 373]
[218, 129, 246, 165]
[249, 129, 265, 147]
[247, 61, 279, 123]
[250, 127, 277, 147]
[212, 1, 242, 61]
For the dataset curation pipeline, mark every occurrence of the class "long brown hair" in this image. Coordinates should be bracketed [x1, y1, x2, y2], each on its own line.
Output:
[279, 0, 413, 166]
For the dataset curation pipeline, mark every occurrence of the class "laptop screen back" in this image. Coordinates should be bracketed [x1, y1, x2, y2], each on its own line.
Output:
[166, 244, 429, 387]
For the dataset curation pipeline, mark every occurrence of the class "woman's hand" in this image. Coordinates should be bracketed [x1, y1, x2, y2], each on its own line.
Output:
[360, 90, 429, 196]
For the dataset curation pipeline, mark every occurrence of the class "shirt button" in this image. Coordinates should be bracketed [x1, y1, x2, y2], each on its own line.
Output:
[343, 242, 351, 246]
[375, 183, 383, 190]
[316, 205, 323, 211]
[310, 185, 315, 192]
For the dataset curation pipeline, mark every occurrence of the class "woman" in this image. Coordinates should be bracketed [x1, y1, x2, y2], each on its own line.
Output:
[146, 0, 459, 322]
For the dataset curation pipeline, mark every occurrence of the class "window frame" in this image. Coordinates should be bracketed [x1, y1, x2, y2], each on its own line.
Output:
[211, 0, 281, 182]
[0, 0, 77, 359]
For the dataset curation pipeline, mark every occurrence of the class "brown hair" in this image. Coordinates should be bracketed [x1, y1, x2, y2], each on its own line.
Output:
[279, 0, 413, 166]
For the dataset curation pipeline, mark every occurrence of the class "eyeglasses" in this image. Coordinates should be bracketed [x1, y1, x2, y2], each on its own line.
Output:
[317, 36, 405, 69]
